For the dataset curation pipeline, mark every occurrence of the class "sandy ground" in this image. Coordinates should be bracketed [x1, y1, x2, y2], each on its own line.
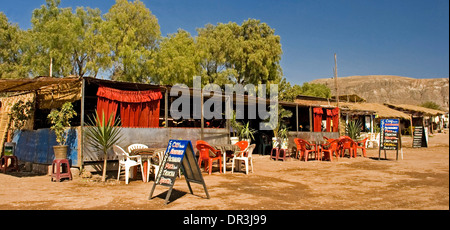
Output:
[0, 133, 448, 210]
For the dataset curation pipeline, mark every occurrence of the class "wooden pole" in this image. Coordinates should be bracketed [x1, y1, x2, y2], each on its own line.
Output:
[334, 53, 339, 107]
[49, 57, 52, 77]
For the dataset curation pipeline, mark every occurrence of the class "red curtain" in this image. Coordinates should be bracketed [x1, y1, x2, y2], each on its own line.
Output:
[332, 107, 340, 132]
[96, 86, 162, 128]
[96, 97, 118, 125]
[313, 107, 323, 132]
[326, 109, 332, 132]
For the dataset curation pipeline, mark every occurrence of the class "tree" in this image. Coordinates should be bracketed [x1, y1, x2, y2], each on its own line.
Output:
[196, 19, 283, 86]
[70, 7, 111, 77]
[232, 19, 283, 85]
[420, 101, 442, 111]
[84, 111, 122, 182]
[196, 22, 240, 85]
[278, 79, 332, 102]
[25, 0, 110, 77]
[0, 12, 29, 79]
[102, 0, 161, 82]
[152, 29, 200, 86]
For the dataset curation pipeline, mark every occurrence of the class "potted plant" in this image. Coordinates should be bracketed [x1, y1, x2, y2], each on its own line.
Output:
[271, 106, 293, 148]
[230, 110, 242, 144]
[278, 126, 289, 149]
[346, 120, 362, 140]
[47, 102, 77, 159]
[4, 100, 34, 156]
[84, 111, 122, 182]
[239, 121, 256, 143]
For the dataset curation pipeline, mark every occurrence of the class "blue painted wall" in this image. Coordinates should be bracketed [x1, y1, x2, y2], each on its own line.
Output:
[12, 128, 78, 166]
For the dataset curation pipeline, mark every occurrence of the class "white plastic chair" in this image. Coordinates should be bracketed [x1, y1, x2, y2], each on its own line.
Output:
[150, 149, 165, 182]
[127, 143, 148, 153]
[113, 145, 145, 184]
[231, 144, 255, 174]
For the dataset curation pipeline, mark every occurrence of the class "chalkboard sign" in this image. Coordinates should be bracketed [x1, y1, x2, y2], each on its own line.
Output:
[412, 126, 428, 148]
[379, 119, 400, 160]
[148, 140, 209, 204]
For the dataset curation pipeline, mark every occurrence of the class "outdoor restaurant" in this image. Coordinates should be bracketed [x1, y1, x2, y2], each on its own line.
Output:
[0, 76, 439, 183]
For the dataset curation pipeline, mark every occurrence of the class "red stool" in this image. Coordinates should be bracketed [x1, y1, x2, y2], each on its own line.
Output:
[51, 159, 72, 182]
[270, 148, 279, 161]
[278, 148, 290, 161]
[0, 155, 19, 173]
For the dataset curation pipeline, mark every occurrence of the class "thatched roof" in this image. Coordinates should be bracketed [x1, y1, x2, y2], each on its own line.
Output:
[341, 102, 411, 119]
[0, 76, 81, 92]
[384, 103, 446, 116]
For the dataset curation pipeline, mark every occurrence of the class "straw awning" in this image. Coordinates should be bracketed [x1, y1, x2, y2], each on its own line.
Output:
[341, 102, 411, 119]
[384, 103, 446, 116]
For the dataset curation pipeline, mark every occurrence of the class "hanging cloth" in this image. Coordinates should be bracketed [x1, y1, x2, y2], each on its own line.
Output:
[96, 85, 162, 127]
[326, 109, 333, 132]
[332, 107, 340, 132]
[313, 107, 323, 132]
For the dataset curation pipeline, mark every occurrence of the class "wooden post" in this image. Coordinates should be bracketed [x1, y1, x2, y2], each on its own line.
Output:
[296, 104, 299, 136]
[201, 89, 204, 140]
[334, 53, 339, 108]
[309, 106, 313, 132]
[79, 78, 86, 170]
[164, 89, 168, 128]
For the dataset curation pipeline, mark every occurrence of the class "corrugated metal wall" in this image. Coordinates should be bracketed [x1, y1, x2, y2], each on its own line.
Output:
[12, 128, 79, 166]
[82, 127, 229, 162]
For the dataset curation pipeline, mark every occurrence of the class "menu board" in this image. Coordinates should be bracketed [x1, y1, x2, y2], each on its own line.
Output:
[380, 119, 399, 150]
[379, 119, 400, 160]
[148, 139, 209, 204]
[412, 126, 428, 148]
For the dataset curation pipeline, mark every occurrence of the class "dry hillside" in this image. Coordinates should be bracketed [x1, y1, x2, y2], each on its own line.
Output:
[311, 75, 449, 111]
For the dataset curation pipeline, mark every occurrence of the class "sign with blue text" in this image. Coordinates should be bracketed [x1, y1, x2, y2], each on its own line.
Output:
[149, 139, 209, 204]
[379, 119, 400, 160]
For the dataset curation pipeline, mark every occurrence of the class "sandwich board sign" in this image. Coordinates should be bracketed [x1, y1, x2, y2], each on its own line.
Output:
[379, 119, 401, 160]
[148, 139, 209, 204]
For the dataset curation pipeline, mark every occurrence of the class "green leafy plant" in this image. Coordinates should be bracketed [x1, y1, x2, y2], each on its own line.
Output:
[47, 102, 77, 145]
[9, 100, 34, 140]
[278, 125, 289, 140]
[346, 120, 362, 140]
[84, 110, 122, 182]
[230, 110, 243, 137]
[239, 121, 256, 141]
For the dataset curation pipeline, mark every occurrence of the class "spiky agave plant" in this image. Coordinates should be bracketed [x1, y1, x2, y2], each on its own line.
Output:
[84, 111, 122, 182]
[346, 120, 362, 140]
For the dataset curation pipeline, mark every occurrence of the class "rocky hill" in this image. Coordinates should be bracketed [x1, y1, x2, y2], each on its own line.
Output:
[311, 75, 449, 112]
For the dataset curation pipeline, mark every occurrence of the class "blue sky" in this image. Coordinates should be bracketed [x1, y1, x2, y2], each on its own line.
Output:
[1, 0, 449, 85]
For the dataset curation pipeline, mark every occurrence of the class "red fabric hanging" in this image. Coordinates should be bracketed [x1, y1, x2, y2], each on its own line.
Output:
[313, 107, 323, 132]
[120, 100, 160, 127]
[96, 85, 162, 128]
[97, 86, 162, 102]
[332, 107, 340, 132]
[326, 109, 332, 132]
[96, 97, 118, 125]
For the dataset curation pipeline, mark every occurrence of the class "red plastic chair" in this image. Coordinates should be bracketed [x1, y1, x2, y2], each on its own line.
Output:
[338, 137, 356, 158]
[196, 142, 223, 175]
[294, 138, 317, 161]
[320, 139, 340, 161]
[234, 140, 249, 157]
[355, 138, 368, 157]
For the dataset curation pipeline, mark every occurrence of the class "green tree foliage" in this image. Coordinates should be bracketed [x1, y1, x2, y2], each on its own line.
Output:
[24, 0, 110, 77]
[0, 12, 28, 79]
[420, 101, 442, 111]
[278, 79, 332, 102]
[152, 29, 200, 86]
[2, 0, 288, 91]
[196, 19, 283, 86]
[102, 0, 161, 82]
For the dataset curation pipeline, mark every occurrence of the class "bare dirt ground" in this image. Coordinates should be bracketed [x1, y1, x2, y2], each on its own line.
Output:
[0, 133, 448, 210]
